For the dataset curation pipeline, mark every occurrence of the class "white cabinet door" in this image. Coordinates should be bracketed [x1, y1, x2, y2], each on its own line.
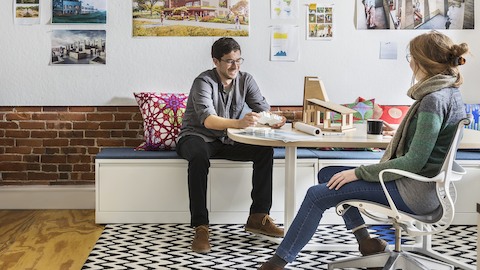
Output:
[270, 159, 319, 215]
[97, 160, 189, 212]
[209, 159, 318, 223]
[453, 161, 480, 224]
[209, 161, 254, 212]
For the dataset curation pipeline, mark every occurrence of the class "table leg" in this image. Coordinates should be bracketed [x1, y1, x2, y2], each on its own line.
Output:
[284, 146, 297, 234]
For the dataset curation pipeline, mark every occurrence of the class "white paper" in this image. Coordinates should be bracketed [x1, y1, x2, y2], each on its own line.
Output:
[270, 25, 299, 62]
[294, 122, 321, 136]
[271, 0, 299, 19]
[380, 41, 397, 59]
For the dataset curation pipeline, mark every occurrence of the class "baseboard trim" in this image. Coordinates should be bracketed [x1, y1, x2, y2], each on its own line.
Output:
[0, 185, 95, 209]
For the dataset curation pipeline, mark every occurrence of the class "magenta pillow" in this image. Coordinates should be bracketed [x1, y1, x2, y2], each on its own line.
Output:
[134, 92, 188, 151]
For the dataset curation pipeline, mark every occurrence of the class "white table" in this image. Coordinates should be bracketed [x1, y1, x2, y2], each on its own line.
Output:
[228, 123, 479, 269]
[228, 123, 479, 232]
[228, 124, 390, 233]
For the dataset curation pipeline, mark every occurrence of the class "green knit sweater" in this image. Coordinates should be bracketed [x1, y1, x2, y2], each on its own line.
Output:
[355, 88, 466, 214]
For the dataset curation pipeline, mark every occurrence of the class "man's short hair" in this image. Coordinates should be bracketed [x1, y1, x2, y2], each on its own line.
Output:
[211, 37, 241, 60]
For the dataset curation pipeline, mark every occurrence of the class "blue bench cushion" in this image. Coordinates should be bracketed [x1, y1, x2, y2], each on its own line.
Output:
[96, 148, 181, 159]
[96, 148, 480, 161]
[456, 149, 480, 160]
[96, 147, 317, 160]
[272, 148, 318, 159]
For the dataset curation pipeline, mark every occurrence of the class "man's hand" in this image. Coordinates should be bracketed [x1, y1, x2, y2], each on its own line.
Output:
[238, 112, 260, 128]
[327, 169, 358, 190]
[269, 115, 287, 129]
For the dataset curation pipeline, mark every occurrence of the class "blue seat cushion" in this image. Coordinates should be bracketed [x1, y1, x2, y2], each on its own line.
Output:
[96, 147, 316, 160]
[96, 148, 480, 161]
[96, 148, 181, 159]
[456, 149, 480, 160]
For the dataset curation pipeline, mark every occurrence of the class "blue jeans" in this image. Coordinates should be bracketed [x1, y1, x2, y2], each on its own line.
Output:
[275, 166, 414, 263]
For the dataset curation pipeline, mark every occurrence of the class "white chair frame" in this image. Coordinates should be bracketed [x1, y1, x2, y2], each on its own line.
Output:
[327, 118, 474, 270]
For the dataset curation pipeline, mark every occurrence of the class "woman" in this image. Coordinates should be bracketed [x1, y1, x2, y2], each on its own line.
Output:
[258, 31, 469, 269]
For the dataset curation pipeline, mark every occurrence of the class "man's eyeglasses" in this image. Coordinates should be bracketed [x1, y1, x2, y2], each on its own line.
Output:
[220, 58, 244, 66]
[406, 54, 411, 63]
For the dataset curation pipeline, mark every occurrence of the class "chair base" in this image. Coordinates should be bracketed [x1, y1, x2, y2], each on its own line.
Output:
[328, 250, 453, 270]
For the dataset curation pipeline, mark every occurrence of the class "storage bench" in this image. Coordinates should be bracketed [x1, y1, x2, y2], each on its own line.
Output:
[95, 147, 480, 225]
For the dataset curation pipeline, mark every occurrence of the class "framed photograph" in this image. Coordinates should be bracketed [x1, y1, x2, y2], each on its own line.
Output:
[132, 0, 249, 37]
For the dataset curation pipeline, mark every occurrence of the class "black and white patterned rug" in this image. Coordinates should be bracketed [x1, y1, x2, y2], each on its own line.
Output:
[83, 224, 476, 269]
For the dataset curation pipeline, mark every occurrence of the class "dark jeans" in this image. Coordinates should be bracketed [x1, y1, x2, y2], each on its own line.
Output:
[176, 135, 274, 227]
[276, 166, 414, 263]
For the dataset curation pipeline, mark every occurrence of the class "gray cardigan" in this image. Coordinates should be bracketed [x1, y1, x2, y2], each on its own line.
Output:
[178, 68, 270, 144]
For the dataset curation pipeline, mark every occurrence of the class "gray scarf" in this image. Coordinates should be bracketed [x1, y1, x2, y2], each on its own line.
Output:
[380, 74, 457, 162]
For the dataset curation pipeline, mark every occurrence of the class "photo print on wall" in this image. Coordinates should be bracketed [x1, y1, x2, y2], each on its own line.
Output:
[271, 0, 299, 19]
[15, 0, 40, 25]
[52, 0, 107, 24]
[132, 0, 249, 37]
[307, 3, 334, 40]
[357, 0, 474, 30]
[50, 30, 106, 65]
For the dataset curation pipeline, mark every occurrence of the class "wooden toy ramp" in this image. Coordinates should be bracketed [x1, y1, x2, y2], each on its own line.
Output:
[303, 76, 356, 132]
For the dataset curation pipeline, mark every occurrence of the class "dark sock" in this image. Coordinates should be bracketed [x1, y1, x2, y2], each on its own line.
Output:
[267, 254, 287, 268]
[353, 227, 370, 242]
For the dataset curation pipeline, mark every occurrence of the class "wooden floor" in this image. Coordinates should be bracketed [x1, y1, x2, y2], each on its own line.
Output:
[0, 210, 104, 270]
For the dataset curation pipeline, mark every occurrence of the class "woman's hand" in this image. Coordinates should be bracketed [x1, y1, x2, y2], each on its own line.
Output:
[382, 122, 396, 136]
[327, 169, 358, 190]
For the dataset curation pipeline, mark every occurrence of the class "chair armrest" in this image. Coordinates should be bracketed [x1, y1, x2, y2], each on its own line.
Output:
[378, 169, 402, 220]
[380, 168, 444, 183]
[378, 168, 443, 221]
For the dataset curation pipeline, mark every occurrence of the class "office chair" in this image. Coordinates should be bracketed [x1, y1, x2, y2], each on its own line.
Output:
[328, 118, 474, 270]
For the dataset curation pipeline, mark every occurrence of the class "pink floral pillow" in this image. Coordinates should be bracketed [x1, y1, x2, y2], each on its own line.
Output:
[134, 92, 188, 151]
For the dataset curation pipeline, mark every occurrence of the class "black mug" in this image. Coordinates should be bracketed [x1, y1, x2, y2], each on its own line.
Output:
[367, 119, 383, 139]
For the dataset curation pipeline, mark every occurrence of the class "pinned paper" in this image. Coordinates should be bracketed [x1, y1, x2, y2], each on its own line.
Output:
[270, 25, 299, 62]
[380, 41, 397, 60]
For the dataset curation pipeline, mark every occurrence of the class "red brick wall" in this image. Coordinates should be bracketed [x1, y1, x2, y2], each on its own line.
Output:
[0, 106, 303, 186]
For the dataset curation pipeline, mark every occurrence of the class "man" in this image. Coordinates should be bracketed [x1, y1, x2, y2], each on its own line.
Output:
[176, 37, 286, 253]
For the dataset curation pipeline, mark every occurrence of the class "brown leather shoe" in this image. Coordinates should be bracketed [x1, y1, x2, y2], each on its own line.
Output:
[191, 225, 211, 253]
[257, 262, 284, 270]
[359, 237, 388, 256]
[245, 213, 284, 238]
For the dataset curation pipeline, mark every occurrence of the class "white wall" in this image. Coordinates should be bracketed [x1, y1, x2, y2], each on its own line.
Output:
[1, 0, 479, 106]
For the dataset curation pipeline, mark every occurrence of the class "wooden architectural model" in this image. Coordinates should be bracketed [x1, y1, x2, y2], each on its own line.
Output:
[302, 76, 356, 132]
